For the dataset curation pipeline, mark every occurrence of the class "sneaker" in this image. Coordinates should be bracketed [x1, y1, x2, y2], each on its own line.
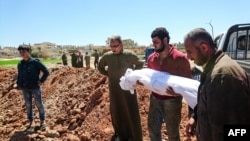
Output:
[25, 125, 34, 132]
[39, 123, 46, 131]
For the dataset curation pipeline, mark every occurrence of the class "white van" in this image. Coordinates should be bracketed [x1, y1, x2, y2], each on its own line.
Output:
[215, 23, 250, 80]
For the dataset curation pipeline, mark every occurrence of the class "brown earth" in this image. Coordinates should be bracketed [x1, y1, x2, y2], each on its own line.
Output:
[0, 66, 197, 141]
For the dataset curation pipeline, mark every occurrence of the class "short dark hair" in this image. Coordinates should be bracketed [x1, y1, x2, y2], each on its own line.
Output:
[185, 28, 216, 48]
[151, 27, 170, 43]
[18, 44, 32, 51]
[110, 35, 122, 44]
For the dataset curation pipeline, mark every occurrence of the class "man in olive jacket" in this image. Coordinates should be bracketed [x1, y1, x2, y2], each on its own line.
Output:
[184, 28, 250, 141]
[98, 35, 143, 141]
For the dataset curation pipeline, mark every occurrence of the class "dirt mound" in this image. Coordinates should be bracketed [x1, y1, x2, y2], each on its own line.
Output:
[0, 66, 196, 141]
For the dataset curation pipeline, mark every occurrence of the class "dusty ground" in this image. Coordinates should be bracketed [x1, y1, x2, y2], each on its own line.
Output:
[0, 66, 197, 141]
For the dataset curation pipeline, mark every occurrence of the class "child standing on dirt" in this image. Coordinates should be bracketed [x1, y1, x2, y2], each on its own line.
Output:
[16, 44, 49, 132]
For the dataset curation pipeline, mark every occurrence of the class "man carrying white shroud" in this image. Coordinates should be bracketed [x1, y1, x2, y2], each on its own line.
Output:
[119, 68, 200, 109]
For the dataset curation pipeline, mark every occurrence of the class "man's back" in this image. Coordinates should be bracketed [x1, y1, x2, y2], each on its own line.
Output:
[94, 52, 99, 60]
[85, 55, 90, 65]
[197, 51, 250, 141]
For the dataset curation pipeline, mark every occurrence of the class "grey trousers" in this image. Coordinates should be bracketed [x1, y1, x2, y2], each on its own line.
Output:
[148, 95, 182, 141]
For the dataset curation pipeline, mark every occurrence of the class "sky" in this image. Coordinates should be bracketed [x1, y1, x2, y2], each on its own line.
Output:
[0, 0, 249, 47]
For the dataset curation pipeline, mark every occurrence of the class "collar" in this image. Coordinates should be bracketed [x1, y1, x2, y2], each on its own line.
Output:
[113, 48, 124, 55]
[201, 50, 224, 83]
[22, 57, 32, 63]
[152, 44, 174, 58]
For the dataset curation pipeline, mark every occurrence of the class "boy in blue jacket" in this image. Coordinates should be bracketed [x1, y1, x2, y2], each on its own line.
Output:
[17, 44, 49, 131]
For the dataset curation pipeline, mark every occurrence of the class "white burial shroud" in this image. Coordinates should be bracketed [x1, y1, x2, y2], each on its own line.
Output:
[119, 68, 199, 109]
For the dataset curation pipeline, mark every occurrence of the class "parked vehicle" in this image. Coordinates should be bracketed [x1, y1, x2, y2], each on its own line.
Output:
[144, 47, 155, 65]
[215, 23, 250, 82]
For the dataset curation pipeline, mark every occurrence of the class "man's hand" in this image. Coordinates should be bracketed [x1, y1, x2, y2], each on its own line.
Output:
[166, 87, 181, 97]
[186, 117, 196, 136]
[136, 80, 144, 86]
[13, 84, 20, 90]
[38, 81, 42, 86]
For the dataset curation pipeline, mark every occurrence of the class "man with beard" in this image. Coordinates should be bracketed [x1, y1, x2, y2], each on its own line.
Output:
[185, 28, 250, 141]
[147, 27, 191, 141]
[98, 35, 143, 141]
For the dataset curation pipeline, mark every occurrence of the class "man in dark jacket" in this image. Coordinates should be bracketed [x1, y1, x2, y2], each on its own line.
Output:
[61, 52, 68, 66]
[84, 52, 90, 68]
[71, 52, 77, 67]
[98, 35, 143, 141]
[184, 28, 250, 141]
[17, 44, 49, 131]
[76, 51, 83, 68]
[93, 49, 99, 69]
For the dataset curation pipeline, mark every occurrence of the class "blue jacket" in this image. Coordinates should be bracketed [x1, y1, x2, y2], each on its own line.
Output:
[17, 57, 49, 89]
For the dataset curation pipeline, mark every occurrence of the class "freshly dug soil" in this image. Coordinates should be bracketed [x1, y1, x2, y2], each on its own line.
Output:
[0, 66, 196, 141]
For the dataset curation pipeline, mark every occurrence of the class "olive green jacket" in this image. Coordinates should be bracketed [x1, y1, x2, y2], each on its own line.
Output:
[196, 51, 250, 141]
[98, 49, 144, 83]
[97, 49, 144, 140]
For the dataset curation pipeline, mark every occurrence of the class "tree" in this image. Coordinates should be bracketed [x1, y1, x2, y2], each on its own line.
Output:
[122, 39, 137, 48]
[37, 47, 41, 52]
[105, 37, 138, 48]
[105, 37, 111, 46]
[87, 44, 94, 50]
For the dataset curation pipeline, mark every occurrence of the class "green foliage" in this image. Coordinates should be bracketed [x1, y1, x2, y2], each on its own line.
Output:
[31, 52, 39, 58]
[37, 51, 50, 59]
[41, 58, 61, 64]
[105, 37, 138, 48]
[0, 58, 61, 68]
[0, 59, 20, 66]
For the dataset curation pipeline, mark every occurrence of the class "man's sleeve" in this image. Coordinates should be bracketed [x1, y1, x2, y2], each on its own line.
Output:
[16, 63, 21, 86]
[97, 55, 108, 76]
[37, 61, 49, 83]
[191, 105, 198, 121]
[178, 57, 192, 78]
[132, 54, 144, 69]
[206, 74, 249, 140]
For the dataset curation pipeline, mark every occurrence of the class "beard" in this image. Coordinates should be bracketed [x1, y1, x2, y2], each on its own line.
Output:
[155, 40, 166, 53]
[195, 48, 207, 66]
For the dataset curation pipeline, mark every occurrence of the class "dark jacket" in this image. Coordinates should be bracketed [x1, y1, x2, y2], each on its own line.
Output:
[17, 57, 49, 89]
[195, 51, 250, 141]
[94, 52, 99, 61]
[71, 53, 77, 67]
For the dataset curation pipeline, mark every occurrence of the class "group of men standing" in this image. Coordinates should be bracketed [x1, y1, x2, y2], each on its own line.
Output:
[98, 27, 250, 141]
[61, 50, 99, 69]
[16, 26, 249, 141]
